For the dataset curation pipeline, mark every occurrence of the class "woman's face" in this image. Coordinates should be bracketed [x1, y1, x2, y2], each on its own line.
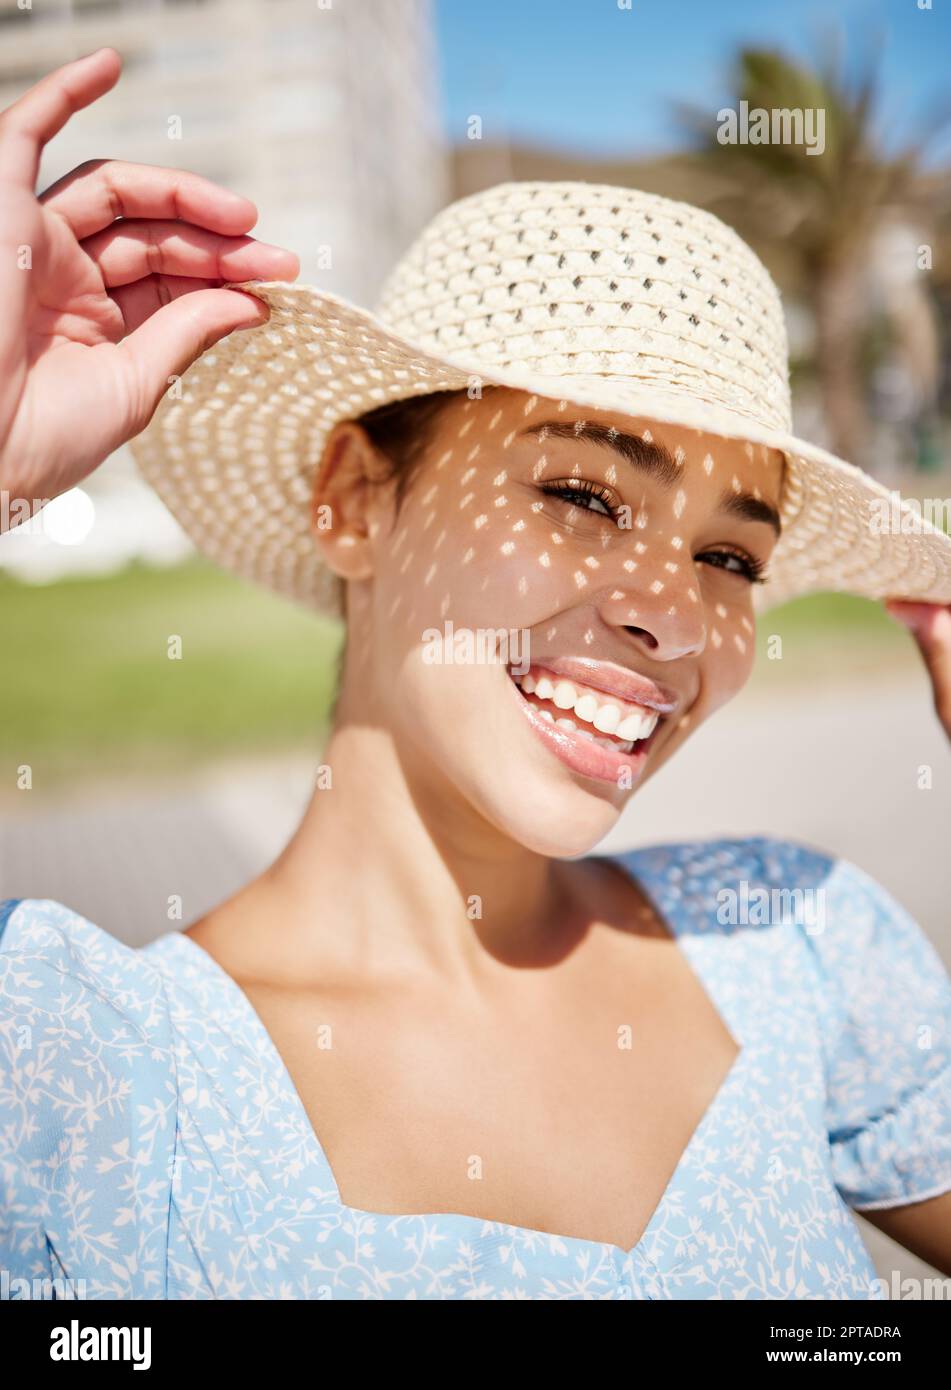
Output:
[314, 387, 785, 858]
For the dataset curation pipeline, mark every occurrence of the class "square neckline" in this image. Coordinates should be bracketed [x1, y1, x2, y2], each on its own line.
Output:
[154, 846, 750, 1262]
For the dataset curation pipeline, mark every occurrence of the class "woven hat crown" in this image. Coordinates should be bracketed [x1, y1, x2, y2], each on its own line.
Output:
[371, 180, 792, 435]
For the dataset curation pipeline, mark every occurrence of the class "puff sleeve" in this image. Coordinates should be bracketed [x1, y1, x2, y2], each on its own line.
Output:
[781, 846, 951, 1211]
[0, 898, 179, 1300]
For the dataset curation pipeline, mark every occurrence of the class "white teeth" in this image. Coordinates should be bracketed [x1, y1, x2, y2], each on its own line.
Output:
[573, 693, 599, 722]
[557, 721, 633, 753]
[593, 704, 621, 735]
[616, 710, 658, 741]
[512, 667, 661, 746]
[553, 681, 577, 710]
[539, 708, 555, 722]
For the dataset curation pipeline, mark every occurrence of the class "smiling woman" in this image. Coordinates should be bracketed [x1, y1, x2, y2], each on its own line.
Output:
[339, 383, 782, 752]
[305, 385, 786, 840]
[1, 51, 951, 1303]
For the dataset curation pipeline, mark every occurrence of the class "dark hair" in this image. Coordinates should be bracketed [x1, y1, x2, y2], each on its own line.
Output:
[353, 385, 499, 511]
[329, 385, 500, 700]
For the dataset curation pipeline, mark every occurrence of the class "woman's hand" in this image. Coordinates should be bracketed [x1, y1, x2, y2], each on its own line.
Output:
[0, 47, 299, 529]
[885, 598, 951, 740]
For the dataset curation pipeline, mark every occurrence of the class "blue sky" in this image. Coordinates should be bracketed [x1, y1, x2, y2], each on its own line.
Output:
[433, 0, 951, 164]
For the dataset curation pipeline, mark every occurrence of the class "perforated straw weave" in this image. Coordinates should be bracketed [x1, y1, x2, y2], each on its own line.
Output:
[128, 180, 951, 619]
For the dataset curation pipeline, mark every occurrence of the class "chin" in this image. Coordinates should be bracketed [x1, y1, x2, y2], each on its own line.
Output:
[397, 654, 671, 857]
[458, 736, 636, 859]
[489, 803, 623, 860]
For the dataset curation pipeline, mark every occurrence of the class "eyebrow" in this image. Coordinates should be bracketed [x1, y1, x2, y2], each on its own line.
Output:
[517, 420, 783, 538]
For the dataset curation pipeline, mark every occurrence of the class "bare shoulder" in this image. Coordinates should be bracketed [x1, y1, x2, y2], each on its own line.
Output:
[181, 887, 268, 983]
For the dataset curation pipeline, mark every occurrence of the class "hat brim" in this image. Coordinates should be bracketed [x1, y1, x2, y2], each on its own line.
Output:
[127, 280, 951, 621]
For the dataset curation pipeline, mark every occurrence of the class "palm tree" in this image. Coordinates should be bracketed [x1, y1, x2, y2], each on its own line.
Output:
[676, 33, 951, 466]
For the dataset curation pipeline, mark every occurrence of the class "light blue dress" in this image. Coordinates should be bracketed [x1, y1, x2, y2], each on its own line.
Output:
[1, 835, 949, 1301]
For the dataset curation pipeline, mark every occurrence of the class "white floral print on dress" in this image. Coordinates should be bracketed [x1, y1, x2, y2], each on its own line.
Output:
[1, 836, 949, 1300]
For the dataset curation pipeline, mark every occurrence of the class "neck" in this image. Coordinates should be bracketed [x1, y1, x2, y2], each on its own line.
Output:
[250, 714, 604, 991]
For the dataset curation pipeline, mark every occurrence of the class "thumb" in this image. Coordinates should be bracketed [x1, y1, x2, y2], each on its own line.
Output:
[117, 286, 269, 434]
[886, 601, 951, 731]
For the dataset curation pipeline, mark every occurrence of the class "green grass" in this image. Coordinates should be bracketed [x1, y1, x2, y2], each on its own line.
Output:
[0, 557, 343, 785]
[750, 590, 918, 686]
[0, 560, 918, 785]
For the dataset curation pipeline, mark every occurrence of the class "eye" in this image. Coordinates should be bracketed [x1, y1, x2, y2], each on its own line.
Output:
[538, 481, 770, 584]
[538, 479, 618, 519]
[697, 548, 769, 585]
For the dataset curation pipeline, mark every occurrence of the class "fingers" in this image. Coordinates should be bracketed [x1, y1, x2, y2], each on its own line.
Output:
[81, 219, 299, 289]
[0, 48, 121, 189]
[115, 285, 270, 434]
[108, 269, 276, 335]
[886, 600, 951, 734]
[885, 599, 951, 639]
[39, 157, 259, 241]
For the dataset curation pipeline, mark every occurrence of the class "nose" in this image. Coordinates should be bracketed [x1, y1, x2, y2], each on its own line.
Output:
[596, 580, 707, 661]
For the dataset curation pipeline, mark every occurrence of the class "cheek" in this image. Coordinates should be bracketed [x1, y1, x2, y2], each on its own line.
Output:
[700, 600, 757, 708]
[377, 486, 579, 630]
[388, 650, 511, 785]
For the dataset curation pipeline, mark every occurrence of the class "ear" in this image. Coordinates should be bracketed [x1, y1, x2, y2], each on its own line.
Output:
[308, 421, 395, 584]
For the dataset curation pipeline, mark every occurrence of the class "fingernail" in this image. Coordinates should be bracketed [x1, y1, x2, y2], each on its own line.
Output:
[889, 602, 948, 637]
[233, 297, 269, 327]
[931, 608, 951, 641]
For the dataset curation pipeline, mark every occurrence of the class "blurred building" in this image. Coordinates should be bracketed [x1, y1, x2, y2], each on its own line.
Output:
[0, 0, 449, 581]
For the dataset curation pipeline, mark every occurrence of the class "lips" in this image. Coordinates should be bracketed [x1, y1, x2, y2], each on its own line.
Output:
[521, 656, 680, 715]
[512, 668, 659, 749]
[506, 658, 670, 786]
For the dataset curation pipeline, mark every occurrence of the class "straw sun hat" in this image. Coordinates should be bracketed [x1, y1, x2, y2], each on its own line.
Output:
[128, 179, 951, 618]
